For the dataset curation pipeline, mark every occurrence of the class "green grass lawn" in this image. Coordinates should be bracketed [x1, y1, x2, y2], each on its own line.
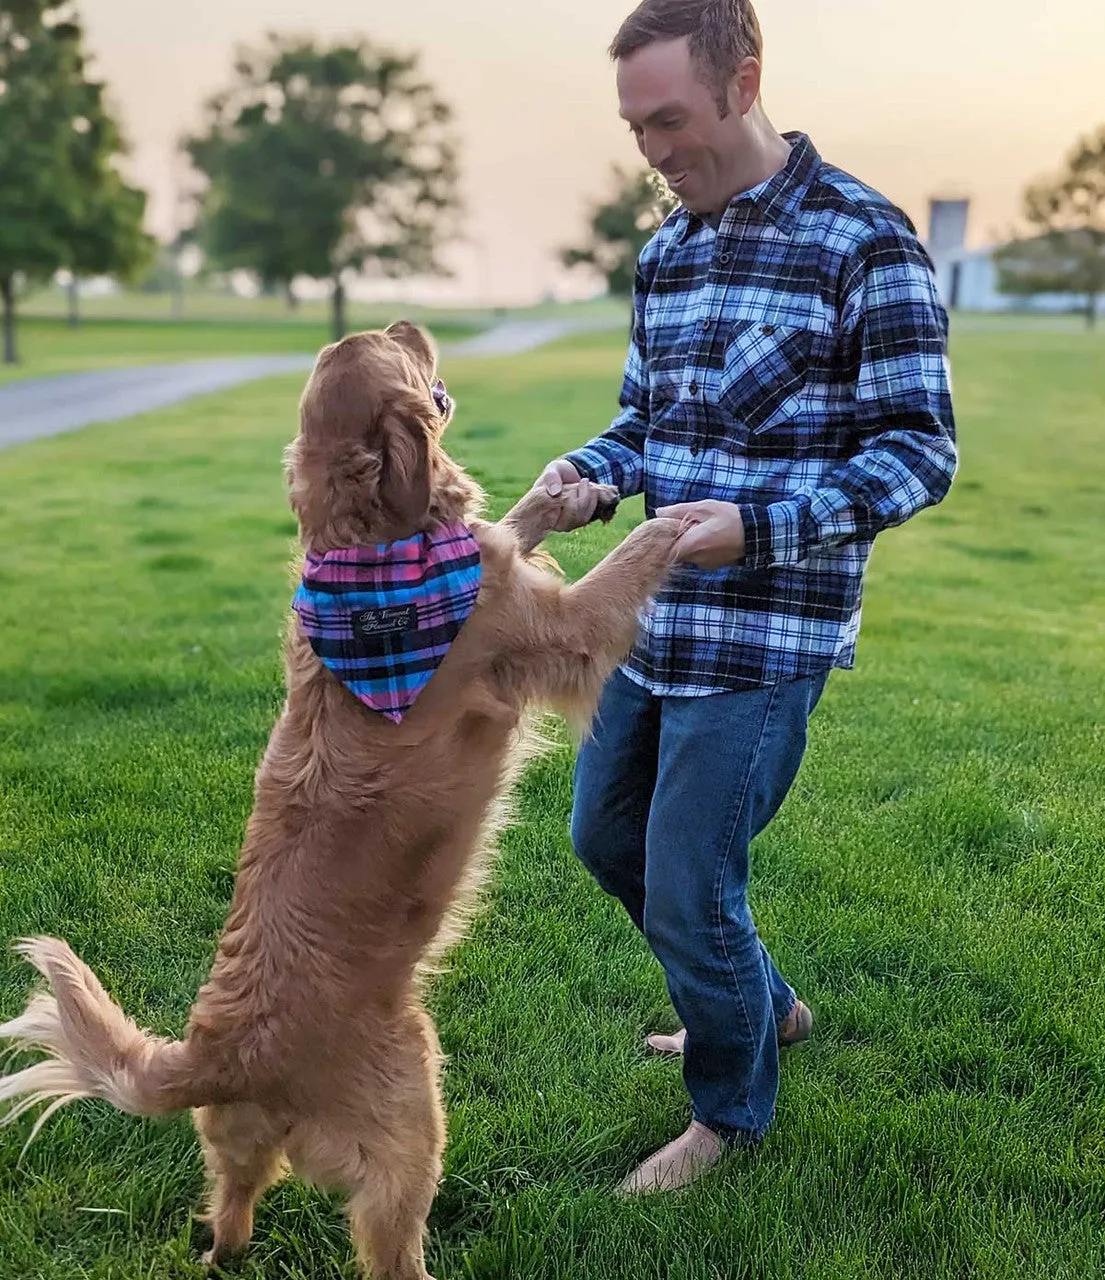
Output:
[0, 315, 484, 386]
[17, 286, 488, 327]
[0, 323, 1103, 1278]
[18, 284, 629, 329]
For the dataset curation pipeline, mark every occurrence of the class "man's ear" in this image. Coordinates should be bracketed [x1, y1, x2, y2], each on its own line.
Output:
[732, 55, 761, 116]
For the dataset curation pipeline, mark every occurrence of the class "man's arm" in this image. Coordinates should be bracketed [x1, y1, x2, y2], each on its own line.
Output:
[665, 219, 957, 569]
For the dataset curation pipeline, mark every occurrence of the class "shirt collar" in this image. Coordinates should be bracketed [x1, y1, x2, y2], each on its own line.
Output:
[677, 131, 820, 242]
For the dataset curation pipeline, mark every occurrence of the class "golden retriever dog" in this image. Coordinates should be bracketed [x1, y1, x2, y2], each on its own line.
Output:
[0, 322, 680, 1279]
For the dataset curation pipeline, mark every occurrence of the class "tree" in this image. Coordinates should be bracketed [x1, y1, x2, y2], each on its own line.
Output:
[0, 1, 150, 361]
[0, 2, 82, 363]
[560, 166, 676, 299]
[185, 34, 461, 342]
[995, 125, 1105, 328]
[63, 83, 153, 327]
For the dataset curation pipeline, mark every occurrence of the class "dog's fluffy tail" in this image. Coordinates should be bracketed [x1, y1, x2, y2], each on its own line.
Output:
[0, 937, 215, 1145]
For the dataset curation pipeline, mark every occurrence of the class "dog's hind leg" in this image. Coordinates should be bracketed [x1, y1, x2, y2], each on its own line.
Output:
[347, 1158, 440, 1280]
[193, 1102, 287, 1267]
[346, 1011, 445, 1280]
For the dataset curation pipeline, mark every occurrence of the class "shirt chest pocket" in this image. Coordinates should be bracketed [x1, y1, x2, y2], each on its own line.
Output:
[715, 319, 815, 436]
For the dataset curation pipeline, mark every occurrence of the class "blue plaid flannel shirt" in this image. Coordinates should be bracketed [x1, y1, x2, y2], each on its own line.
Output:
[567, 133, 957, 696]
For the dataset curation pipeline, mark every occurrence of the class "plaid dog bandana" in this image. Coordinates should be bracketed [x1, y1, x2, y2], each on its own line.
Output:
[292, 522, 482, 723]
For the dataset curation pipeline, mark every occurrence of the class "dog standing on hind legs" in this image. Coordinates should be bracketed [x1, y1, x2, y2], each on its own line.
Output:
[0, 321, 681, 1279]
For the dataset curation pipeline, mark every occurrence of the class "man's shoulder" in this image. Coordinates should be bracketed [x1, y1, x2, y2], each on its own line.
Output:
[803, 158, 922, 255]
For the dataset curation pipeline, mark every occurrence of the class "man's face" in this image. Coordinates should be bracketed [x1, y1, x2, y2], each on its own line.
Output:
[617, 37, 755, 217]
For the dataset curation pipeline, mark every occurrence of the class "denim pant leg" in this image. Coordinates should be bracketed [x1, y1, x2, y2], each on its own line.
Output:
[570, 669, 662, 933]
[748, 670, 829, 1019]
[642, 672, 828, 1142]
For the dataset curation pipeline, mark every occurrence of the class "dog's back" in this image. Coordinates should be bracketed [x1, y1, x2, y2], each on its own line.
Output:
[188, 523, 542, 1089]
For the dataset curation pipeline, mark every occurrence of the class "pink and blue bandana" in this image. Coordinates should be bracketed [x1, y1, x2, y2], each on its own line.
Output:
[292, 522, 482, 723]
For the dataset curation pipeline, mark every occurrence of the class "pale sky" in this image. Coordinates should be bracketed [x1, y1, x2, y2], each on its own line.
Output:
[78, 0, 1105, 305]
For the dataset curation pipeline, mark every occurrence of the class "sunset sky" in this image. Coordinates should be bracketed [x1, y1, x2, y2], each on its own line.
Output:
[77, 0, 1105, 304]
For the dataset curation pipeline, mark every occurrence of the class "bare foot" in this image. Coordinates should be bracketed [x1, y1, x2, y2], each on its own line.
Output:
[617, 1121, 725, 1195]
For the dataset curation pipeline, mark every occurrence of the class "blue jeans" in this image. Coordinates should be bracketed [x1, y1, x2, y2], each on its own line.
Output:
[571, 668, 828, 1143]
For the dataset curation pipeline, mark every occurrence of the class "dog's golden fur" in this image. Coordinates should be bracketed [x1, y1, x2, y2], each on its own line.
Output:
[0, 322, 680, 1279]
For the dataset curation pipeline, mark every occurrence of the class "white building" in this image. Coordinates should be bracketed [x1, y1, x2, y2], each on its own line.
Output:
[925, 197, 1102, 317]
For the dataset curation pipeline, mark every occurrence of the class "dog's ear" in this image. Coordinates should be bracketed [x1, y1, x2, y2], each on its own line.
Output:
[379, 407, 432, 532]
[285, 433, 383, 536]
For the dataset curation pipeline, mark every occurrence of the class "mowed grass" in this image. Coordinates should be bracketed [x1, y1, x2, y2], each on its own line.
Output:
[0, 315, 483, 386]
[0, 323, 1103, 1278]
[17, 285, 628, 330]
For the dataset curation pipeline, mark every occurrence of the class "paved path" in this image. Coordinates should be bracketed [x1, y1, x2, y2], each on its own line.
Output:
[0, 316, 625, 450]
[0, 355, 315, 450]
[448, 317, 587, 357]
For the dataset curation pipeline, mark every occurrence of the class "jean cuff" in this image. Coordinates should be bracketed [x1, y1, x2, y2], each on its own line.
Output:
[693, 1114, 768, 1150]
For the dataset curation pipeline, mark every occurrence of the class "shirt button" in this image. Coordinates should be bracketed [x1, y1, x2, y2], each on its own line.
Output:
[718, 253, 731, 265]
[701, 318, 712, 330]
[688, 381, 699, 396]
[761, 324, 776, 336]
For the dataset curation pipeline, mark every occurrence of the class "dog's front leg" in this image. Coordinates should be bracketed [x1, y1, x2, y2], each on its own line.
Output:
[495, 516, 682, 723]
[499, 480, 620, 556]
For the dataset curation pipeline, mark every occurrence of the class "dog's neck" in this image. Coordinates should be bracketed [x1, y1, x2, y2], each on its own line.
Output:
[426, 459, 486, 529]
[301, 459, 486, 555]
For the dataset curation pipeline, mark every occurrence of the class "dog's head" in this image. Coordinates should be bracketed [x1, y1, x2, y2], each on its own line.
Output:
[286, 321, 482, 550]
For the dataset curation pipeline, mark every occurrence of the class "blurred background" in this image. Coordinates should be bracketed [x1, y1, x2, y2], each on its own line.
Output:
[2, 6, 1105, 1278]
[1, 0, 1102, 365]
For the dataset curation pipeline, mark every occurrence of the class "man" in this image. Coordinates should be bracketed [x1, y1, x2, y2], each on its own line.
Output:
[535, 0, 957, 1193]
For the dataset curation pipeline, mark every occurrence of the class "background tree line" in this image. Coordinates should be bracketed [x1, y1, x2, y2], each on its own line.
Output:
[1, 0, 1102, 367]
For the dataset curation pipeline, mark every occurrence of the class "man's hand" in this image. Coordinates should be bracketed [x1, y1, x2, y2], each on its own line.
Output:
[503, 462, 620, 554]
[534, 459, 605, 532]
[537, 458, 581, 496]
[657, 500, 747, 569]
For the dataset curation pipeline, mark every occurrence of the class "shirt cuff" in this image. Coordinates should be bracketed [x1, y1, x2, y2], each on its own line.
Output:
[738, 500, 802, 569]
[564, 447, 620, 490]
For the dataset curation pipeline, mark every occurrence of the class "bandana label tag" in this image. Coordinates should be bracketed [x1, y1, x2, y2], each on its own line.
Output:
[351, 604, 416, 641]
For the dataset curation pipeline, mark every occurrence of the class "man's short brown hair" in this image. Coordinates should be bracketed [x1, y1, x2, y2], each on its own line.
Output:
[610, 0, 763, 116]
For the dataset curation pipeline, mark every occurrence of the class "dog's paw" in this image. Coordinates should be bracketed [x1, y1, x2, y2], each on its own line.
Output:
[590, 484, 620, 525]
[626, 515, 682, 555]
[502, 479, 617, 551]
[201, 1245, 247, 1274]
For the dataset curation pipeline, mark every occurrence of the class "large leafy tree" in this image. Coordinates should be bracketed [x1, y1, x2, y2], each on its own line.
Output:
[995, 125, 1105, 328]
[561, 166, 676, 299]
[185, 35, 461, 342]
[0, 0, 151, 361]
[63, 85, 152, 326]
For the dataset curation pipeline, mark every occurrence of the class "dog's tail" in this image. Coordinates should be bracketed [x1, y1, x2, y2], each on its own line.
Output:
[0, 937, 221, 1145]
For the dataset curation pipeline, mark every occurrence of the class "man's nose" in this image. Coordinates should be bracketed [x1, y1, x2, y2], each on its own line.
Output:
[641, 130, 674, 172]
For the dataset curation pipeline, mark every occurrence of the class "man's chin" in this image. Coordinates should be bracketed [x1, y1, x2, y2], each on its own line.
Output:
[682, 193, 711, 215]
[673, 180, 714, 215]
